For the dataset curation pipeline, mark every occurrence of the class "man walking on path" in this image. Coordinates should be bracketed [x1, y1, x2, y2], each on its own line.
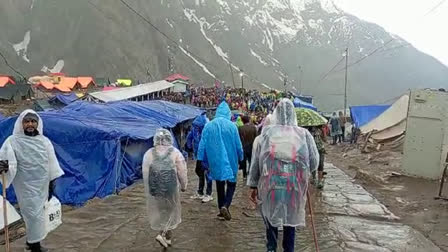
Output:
[248, 99, 319, 252]
[0, 110, 65, 252]
[198, 101, 243, 221]
[238, 115, 258, 179]
[186, 114, 213, 203]
[329, 112, 342, 145]
[142, 129, 188, 248]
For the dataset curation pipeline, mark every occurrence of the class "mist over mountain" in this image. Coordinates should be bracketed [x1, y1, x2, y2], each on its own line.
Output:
[1, 0, 447, 110]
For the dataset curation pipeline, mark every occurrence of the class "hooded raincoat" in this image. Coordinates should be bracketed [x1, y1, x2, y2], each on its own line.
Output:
[198, 102, 243, 182]
[142, 129, 187, 231]
[248, 99, 319, 228]
[0, 110, 64, 243]
[186, 114, 209, 159]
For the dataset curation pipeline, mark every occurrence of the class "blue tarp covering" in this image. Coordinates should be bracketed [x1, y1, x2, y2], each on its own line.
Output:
[49, 93, 78, 106]
[0, 100, 203, 205]
[293, 97, 317, 111]
[350, 105, 390, 128]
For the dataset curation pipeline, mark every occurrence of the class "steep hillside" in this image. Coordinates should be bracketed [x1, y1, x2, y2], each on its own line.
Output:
[1, 0, 447, 109]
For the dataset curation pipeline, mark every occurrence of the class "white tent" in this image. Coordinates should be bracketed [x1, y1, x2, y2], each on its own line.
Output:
[360, 94, 409, 141]
[87, 80, 174, 103]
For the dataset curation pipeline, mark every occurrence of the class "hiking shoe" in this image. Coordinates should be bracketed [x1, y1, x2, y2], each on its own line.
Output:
[201, 195, 213, 203]
[217, 212, 225, 220]
[190, 193, 204, 200]
[156, 234, 168, 248]
[220, 207, 231, 221]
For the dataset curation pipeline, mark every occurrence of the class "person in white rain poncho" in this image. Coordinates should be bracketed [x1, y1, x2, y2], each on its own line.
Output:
[0, 110, 64, 252]
[142, 129, 187, 248]
[247, 99, 319, 252]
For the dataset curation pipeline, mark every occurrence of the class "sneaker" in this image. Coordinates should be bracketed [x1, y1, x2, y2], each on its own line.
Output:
[220, 207, 231, 221]
[201, 195, 213, 203]
[156, 234, 168, 248]
[190, 193, 204, 200]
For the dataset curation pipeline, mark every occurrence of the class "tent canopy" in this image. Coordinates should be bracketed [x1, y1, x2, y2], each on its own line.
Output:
[0, 84, 32, 101]
[165, 74, 190, 82]
[88, 80, 174, 102]
[293, 97, 317, 111]
[0, 76, 15, 88]
[0, 100, 203, 205]
[49, 93, 78, 106]
[350, 105, 391, 128]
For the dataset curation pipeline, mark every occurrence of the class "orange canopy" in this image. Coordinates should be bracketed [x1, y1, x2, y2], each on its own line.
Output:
[60, 77, 79, 89]
[0, 76, 16, 88]
[36, 81, 55, 90]
[77, 77, 95, 88]
[53, 85, 71, 93]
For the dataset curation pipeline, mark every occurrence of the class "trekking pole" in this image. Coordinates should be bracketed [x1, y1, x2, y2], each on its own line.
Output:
[2, 173, 10, 252]
[307, 188, 319, 252]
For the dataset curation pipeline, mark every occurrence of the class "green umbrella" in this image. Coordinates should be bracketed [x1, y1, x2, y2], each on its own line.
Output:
[295, 108, 328, 127]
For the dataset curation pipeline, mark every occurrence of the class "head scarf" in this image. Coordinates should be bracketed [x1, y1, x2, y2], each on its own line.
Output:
[271, 98, 297, 126]
[13, 110, 43, 136]
[153, 128, 173, 146]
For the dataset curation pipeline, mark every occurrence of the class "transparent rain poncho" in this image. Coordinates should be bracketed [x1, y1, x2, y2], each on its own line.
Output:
[248, 99, 319, 228]
[142, 129, 187, 231]
[0, 109, 64, 243]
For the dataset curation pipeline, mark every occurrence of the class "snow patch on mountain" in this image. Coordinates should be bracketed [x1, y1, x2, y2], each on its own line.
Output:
[215, 0, 232, 15]
[41, 59, 64, 73]
[179, 46, 216, 79]
[166, 18, 174, 28]
[12, 31, 31, 63]
[250, 49, 269, 66]
[182, 8, 230, 64]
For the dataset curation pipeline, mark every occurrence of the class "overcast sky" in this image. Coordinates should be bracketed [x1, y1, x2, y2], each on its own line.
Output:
[334, 0, 448, 66]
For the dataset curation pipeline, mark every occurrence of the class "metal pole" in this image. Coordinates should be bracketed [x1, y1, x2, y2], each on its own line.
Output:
[344, 48, 349, 117]
[241, 73, 244, 89]
[229, 63, 236, 88]
[284, 77, 287, 93]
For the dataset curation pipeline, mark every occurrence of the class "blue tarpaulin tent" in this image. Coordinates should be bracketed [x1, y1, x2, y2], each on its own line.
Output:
[350, 105, 390, 128]
[49, 93, 79, 106]
[293, 97, 317, 111]
[0, 100, 203, 205]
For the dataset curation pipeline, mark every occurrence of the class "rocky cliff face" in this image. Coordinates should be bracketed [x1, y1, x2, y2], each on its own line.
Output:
[1, 0, 447, 109]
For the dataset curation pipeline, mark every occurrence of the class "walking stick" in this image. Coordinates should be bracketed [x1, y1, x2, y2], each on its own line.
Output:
[307, 188, 319, 252]
[2, 173, 10, 252]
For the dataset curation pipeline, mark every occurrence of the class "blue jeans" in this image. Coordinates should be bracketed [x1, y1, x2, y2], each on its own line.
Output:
[216, 180, 236, 209]
[263, 217, 296, 252]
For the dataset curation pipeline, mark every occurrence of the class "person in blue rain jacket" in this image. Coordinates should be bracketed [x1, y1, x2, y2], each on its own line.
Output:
[198, 101, 243, 221]
[186, 114, 214, 203]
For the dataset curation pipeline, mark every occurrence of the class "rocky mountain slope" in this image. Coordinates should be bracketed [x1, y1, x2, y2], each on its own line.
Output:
[1, 0, 447, 110]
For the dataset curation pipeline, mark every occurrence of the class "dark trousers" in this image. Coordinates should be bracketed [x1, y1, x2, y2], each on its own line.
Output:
[239, 147, 252, 178]
[339, 126, 346, 142]
[195, 161, 212, 196]
[263, 217, 296, 252]
[332, 136, 338, 145]
[216, 180, 236, 209]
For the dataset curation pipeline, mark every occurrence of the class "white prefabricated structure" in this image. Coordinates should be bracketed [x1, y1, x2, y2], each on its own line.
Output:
[402, 89, 448, 179]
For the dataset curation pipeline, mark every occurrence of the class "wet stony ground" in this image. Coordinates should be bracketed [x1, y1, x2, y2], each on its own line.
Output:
[4, 163, 443, 251]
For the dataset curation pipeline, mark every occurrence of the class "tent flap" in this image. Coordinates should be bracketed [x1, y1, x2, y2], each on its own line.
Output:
[350, 105, 390, 128]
